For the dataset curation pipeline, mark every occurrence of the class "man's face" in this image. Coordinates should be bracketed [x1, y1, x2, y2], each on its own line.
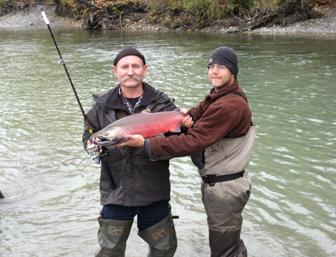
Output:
[208, 64, 235, 89]
[113, 55, 147, 89]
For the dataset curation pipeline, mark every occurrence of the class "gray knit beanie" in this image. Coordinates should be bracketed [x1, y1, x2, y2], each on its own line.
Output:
[208, 46, 238, 78]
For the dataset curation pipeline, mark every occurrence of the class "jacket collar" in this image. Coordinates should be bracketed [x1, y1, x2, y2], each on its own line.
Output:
[206, 80, 247, 102]
[93, 82, 158, 112]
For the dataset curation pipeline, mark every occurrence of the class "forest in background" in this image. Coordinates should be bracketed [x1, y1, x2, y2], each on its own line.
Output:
[1, 0, 335, 31]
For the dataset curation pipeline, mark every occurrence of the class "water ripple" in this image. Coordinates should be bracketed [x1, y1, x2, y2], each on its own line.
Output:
[1, 30, 335, 257]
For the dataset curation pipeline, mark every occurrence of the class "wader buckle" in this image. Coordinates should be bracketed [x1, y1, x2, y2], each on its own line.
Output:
[204, 175, 217, 186]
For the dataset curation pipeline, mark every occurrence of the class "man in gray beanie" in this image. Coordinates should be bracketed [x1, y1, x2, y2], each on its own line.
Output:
[120, 45, 256, 257]
[208, 46, 238, 79]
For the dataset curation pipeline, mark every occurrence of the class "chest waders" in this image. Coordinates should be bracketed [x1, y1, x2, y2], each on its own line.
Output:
[200, 126, 256, 257]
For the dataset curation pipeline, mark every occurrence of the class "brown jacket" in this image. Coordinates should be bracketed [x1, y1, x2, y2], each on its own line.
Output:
[149, 81, 252, 157]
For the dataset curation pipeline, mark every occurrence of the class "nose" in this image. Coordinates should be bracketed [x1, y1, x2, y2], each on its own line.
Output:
[127, 67, 134, 75]
[209, 66, 219, 74]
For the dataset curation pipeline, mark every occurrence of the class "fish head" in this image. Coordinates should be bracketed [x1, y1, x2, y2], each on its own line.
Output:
[90, 127, 125, 146]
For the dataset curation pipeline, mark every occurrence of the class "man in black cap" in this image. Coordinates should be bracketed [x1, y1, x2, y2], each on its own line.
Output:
[83, 47, 178, 257]
[120, 46, 256, 257]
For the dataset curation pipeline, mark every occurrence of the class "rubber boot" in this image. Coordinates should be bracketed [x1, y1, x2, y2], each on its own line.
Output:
[95, 218, 133, 257]
[209, 229, 247, 257]
[138, 214, 177, 257]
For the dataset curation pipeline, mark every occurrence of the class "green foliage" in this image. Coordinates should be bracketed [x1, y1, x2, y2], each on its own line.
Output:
[146, 0, 229, 20]
[146, 0, 169, 13]
[206, 1, 230, 20]
[59, 0, 76, 6]
[184, 0, 212, 16]
[253, 0, 278, 9]
[0, 0, 6, 8]
[228, 0, 255, 10]
[167, 0, 183, 11]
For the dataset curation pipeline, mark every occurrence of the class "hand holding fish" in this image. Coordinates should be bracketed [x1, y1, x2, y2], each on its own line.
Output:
[179, 108, 193, 128]
[181, 114, 193, 128]
[116, 135, 145, 148]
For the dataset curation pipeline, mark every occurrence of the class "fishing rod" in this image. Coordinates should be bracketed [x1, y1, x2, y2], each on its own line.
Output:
[41, 10, 95, 133]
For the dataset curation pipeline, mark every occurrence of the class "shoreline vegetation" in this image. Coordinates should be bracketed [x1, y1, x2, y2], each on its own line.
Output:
[0, 0, 336, 36]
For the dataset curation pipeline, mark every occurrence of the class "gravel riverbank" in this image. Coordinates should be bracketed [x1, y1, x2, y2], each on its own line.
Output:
[252, 7, 336, 37]
[0, 5, 335, 38]
[0, 6, 82, 30]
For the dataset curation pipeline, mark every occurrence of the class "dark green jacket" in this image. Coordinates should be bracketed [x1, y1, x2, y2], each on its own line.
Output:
[83, 83, 177, 206]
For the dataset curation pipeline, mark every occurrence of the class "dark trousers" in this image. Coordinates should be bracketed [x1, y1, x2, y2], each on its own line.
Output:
[102, 200, 170, 231]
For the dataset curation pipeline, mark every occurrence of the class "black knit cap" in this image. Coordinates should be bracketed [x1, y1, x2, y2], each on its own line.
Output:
[113, 47, 146, 66]
[208, 46, 238, 78]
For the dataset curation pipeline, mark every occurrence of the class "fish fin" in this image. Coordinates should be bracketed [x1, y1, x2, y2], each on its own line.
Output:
[173, 108, 182, 112]
[169, 126, 181, 133]
[151, 133, 165, 138]
[170, 127, 181, 133]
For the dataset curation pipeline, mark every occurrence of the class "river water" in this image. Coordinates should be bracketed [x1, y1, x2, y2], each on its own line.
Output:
[0, 29, 335, 257]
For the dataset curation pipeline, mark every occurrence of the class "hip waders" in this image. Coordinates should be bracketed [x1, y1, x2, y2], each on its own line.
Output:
[95, 214, 177, 257]
[202, 172, 251, 257]
[139, 214, 177, 257]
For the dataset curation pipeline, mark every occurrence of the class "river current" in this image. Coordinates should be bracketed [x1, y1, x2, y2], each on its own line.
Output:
[0, 29, 335, 257]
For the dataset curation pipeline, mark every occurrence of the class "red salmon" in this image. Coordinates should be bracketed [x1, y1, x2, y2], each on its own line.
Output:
[90, 111, 185, 146]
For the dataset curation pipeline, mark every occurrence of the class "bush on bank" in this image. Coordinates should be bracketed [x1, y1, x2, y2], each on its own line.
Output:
[0, 0, 333, 31]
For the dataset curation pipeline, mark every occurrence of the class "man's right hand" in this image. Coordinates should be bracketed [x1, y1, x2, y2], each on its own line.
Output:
[116, 135, 145, 148]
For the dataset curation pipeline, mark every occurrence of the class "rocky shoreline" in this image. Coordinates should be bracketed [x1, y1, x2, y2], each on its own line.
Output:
[0, 5, 82, 30]
[251, 6, 336, 37]
[0, 4, 335, 38]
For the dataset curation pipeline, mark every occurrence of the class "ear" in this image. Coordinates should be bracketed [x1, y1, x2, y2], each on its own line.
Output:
[143, 64, 148, 74]
[112, 65, 117, 75]
[230, 73, 236, 83]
